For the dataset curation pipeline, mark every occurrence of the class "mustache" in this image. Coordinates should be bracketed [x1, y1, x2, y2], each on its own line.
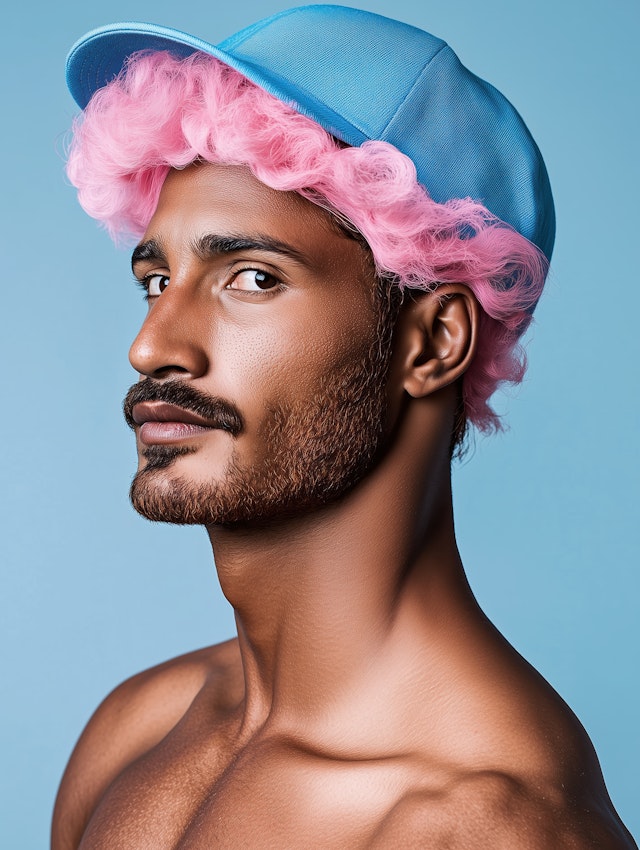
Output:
[123, 379, 244, 437]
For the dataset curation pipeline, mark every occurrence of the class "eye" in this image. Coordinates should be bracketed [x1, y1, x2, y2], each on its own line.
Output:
[143, 273, 170, 298]
[227, 269, 281, 292]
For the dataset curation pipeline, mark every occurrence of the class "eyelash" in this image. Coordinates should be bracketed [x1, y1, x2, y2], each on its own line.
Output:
[133, 267, 287, 301]
[135, 277, 152, 302]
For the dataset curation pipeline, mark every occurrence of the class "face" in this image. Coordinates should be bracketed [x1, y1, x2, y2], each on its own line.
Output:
[126, 162, 396, 526]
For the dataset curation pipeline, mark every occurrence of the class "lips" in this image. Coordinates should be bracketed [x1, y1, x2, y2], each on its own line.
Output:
[132, 401, 219, 428]
[132, 401, 222, 446]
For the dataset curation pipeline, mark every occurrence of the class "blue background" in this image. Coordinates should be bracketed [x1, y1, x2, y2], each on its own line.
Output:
[1, 1, 638, 846]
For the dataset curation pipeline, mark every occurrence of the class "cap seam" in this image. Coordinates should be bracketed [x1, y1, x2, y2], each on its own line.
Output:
[380, 41, 449, 139]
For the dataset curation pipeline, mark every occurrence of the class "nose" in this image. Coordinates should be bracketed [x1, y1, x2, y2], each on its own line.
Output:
[129, 284, 210, 380]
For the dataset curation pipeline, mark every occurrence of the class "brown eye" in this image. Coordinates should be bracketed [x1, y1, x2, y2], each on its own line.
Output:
[145, 274, 170, 297]
[228, 269, 279, 291]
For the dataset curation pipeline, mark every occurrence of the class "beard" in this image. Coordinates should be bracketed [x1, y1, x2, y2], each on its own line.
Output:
[125, 300, 397, 527]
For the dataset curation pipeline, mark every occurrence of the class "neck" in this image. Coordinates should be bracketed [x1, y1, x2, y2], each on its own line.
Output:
[206, 401, 477, 741]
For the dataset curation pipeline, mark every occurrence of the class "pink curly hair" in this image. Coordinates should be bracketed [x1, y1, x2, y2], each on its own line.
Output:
[66, 50, 548, 434]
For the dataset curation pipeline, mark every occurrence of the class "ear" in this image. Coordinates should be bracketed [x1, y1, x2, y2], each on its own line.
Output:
[399, 285, 479, 399]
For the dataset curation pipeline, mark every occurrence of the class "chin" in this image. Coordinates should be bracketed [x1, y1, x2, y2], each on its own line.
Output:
[129, 446, 371, 527]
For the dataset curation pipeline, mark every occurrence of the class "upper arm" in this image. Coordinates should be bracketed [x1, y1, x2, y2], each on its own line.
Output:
[369, 771, 637, 850]
[51, 652, 212, 850]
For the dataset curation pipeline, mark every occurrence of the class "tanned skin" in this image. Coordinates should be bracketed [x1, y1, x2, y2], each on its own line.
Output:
[52, 163, 636, 849]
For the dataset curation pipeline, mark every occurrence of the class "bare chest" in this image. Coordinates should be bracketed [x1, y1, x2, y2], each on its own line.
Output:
[78, 724, 405, 850]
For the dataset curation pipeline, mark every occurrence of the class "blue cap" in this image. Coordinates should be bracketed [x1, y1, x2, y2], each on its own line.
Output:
[66, 4, 555, 261]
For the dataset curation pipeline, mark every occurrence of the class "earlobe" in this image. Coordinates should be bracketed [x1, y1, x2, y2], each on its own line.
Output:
[401, 286, 479, 399]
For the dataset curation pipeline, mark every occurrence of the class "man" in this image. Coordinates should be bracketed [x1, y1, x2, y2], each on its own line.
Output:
[54, 6, 636, 849]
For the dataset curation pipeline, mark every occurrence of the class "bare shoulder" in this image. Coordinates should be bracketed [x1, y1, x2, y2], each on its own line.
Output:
[51, 638, 242, 850]
[366, 621, 638, 850]
[370, 769, 637, 849]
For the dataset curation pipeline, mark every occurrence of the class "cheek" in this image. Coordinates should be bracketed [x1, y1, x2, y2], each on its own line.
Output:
[207, 290, 379, 410]
[211, 320, 299, 398]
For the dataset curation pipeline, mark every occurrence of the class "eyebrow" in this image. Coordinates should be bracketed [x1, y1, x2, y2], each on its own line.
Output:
[192, 233, 308, 265]
[131, 238, 166, 272]
[131, 233, 308, 272]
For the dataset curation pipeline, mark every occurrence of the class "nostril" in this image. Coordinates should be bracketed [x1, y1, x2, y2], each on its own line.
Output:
[149, 364, 191, 379]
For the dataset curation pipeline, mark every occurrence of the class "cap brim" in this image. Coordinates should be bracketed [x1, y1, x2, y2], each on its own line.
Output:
[65, 21, 367, 146]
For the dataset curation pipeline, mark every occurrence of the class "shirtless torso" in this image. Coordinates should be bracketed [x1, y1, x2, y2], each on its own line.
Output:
[53, 629, 633, 850]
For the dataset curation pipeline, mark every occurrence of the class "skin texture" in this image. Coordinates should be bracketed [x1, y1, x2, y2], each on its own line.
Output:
[52, 163, 637, 850]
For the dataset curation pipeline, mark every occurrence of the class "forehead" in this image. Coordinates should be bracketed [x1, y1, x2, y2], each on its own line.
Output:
[145, 162, 370, 270]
